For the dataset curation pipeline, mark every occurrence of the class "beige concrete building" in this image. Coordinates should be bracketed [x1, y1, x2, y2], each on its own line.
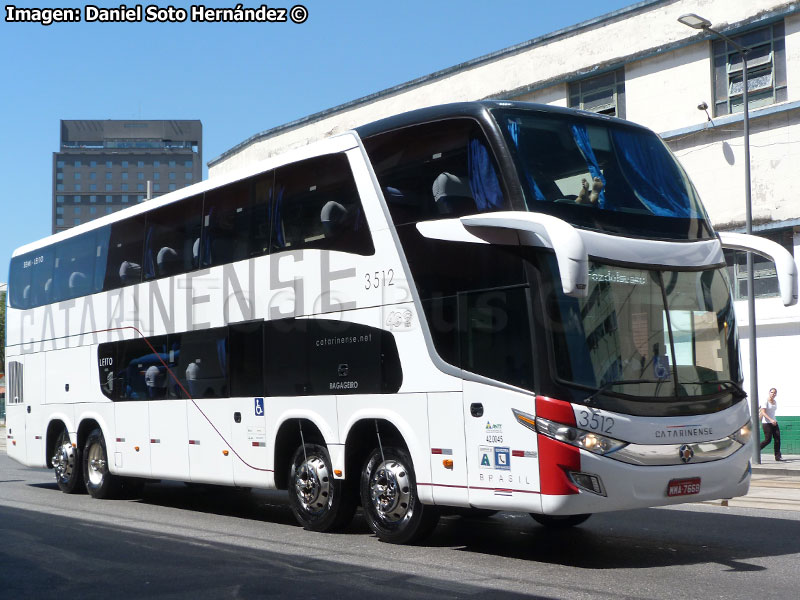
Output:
[208, 0, 800, 437]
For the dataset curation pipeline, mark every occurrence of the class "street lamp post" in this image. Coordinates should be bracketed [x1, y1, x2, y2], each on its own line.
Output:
[678, 14, 760, 463]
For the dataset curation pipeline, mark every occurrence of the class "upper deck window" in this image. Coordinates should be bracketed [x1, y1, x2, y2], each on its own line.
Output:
[493, 109, 713, 240]
[568, 68, 626, 118]
[363, 118, 511, 227]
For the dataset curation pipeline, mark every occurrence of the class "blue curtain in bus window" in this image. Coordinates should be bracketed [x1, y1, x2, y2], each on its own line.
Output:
[506, 119, 546, 202]
[570, 124, 606, 208]
[216, 337, 227, 381]
[272, 186, 285, 248]
[467, 139, 505, 212]
[143, 226, 156, 279]
[609, 129, 697, 218]
[93, 226, 111, 293]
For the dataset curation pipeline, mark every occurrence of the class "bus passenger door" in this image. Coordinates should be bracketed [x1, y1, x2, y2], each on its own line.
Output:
[229, 322, 268, 489]
[460, 287, 541, 507]
[23, 353, 47, 467]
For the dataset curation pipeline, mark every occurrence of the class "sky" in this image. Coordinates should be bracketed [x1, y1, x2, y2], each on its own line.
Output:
[0, 0, 637, 280]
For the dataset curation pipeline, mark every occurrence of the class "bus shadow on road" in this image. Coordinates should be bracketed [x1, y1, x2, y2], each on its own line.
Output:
[433, 508, 799, 571]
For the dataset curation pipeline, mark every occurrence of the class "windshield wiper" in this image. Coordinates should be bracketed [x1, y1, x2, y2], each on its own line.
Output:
[678, 379, 747, 398]
[584, 378, 664, 405]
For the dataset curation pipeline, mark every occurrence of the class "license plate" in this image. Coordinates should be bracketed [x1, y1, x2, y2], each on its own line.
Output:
[667, 477, 701, 497]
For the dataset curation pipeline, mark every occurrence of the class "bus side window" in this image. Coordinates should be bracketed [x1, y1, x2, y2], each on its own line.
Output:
[174, 329, 228, 399]
[103, 214, 146, 291]
[229, 321, 265, 397]
[271, 154, 374, 256]
[143, 194, 203, 280]
[53, 231, 101, 301]
[362, 118, 509, 227]
[201, 172, 272, 268]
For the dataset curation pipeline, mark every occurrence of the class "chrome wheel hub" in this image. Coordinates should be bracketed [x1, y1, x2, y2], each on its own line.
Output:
[86, 443, 107, 486]
[294, 456, 331, 512]
[53, 441, 76, 482]
[370, 460, 411, 524]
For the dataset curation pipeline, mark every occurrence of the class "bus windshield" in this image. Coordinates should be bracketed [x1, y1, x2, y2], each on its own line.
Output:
[546, 259, 740, 400]
[492, 108, 713, 240]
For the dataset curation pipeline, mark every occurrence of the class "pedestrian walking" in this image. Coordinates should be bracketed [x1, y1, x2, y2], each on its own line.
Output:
[759, 387, 783, 461]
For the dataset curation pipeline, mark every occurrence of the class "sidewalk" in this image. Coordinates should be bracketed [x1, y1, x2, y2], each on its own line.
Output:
[750, 454, 800, 476]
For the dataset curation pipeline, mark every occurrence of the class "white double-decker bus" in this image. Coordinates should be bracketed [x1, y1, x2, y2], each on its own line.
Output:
[5, 102, 797, 544]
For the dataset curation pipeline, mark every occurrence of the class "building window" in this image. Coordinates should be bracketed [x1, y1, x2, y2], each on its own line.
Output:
[57, 196, 64, 203]
[56, 207, 64, 214]
[90, 184, 97, 191]
[90, 196, 97, 202]
[74, 160, 81, 168]
[106, 207, 113, 214]
[154, 160, 160, 167]
[90, 161, 97, 167]
[74, 184, 81, 191]
[74, 196, 81, 203]
[724, 228, 793, 300]
[122, 161, 128, 168]
[122, 196, 129, 203]
[121, 184, 128, 191]
[90, 207, 97, 214]
[74, 173, 81, 180]
[121, 172, 128, 180]
[57, 218, 64, 226]
[106, 184, 113, 192]
[137, 172, 144, 180]
[185, 161, 192, 168]
[169, 184, 176, 191]
[106, 161, 112, 168]
[713, 22, 786, 116]
[57, 184, 64, 191]
[138, 160, 144, 167]
[568, 68, 626, 118]
[57, 160, 64, 168]
[106, 195, 113, 203]
[138, 183, 145, 191]
[90, 172, 96, 180]
[74, 218, 81, 226]
[169, 160, 176, 167]
[105, 172, 112, 180]
[184, 172, 192, 180]
[57, 173, 64, 180]
[169, 172, 176, 180]
[153, 172, 160, 180]
[153, 184, 160, 191]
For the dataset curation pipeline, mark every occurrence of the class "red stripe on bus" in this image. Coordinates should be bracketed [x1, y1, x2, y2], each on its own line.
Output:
[431, 448, 442, 454]
[537, 435, 580, 496]
[535, 396, 576, 426]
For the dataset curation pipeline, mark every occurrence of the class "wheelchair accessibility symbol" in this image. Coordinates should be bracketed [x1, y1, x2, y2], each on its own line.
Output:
[254, 397, 264, 416]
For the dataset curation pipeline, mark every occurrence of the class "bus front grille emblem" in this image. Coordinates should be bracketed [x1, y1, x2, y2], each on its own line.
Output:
[679, 444, 694, 464]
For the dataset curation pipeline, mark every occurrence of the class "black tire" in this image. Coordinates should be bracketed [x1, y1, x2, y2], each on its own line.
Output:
[288, 443, 356, 532]
[530, 513, 591, 528]
[52, 428, 84, 494]
[82, 428, 120, 499]
[360, 446, 439, 544]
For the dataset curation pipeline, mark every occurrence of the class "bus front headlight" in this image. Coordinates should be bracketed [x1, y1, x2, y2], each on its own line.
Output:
[729, 421, 752, 446]
[534, 416, 627, 456]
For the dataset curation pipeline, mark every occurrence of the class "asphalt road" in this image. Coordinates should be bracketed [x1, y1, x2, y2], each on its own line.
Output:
[2, 453, 799, 600]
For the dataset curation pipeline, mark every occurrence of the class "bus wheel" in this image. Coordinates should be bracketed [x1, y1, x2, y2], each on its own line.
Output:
[530, 513, 591, 528]
[52, 429, 84, 494]
[360, 447, 439, 544]
[288, 444, 356, 532]
[82, 429, 120, 499]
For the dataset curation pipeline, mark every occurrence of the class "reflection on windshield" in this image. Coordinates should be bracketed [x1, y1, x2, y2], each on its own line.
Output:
[495, 109, 713, 240]
[547, 259, 740, 399]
